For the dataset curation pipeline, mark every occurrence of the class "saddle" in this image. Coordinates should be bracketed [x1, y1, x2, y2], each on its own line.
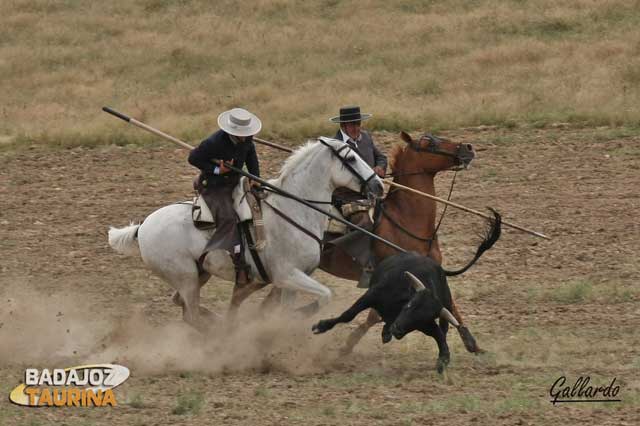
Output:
[189, 177, 266, 250]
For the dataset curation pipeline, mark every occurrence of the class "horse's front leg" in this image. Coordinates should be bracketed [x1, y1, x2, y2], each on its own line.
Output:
[228, 280, 269, 317]
[275, 269, 332, 317]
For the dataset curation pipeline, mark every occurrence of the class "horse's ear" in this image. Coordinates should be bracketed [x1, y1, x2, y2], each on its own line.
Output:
[400, 131, 413, 144]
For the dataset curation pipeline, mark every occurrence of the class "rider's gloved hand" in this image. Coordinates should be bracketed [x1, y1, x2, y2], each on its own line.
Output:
[214, 159, 234, 174]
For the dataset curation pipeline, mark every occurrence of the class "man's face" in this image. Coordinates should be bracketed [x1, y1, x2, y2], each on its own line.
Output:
[230, 135, 248, 144]
[342, 121, 361, 141]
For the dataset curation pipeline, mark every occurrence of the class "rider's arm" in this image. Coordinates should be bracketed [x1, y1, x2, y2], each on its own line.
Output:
[372, 139, 388, 172]
[188, 133, 224, 173]
[245, 142, 260, 177]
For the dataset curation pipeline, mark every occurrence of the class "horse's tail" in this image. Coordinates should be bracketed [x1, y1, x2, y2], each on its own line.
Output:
[108, 223, 141, 257]
[443, 209, 501, 277]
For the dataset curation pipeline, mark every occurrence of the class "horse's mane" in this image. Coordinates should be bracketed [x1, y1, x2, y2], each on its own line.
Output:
[389, 143, 408, 172]
[278, 140, 320, 177]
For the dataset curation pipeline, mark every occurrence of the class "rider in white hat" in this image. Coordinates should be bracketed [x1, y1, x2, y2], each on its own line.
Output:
[188, 107, 262, 286]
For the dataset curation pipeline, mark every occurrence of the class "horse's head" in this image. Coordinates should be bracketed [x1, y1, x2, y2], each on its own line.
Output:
[320, 138, 384, 199]
[398, 131, 475, 173]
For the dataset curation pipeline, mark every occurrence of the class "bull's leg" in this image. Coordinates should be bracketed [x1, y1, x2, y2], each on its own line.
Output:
[381, 322, 392, 344]
[311, 295, 373, 335]
[340, 309, 382, 354]
[421, 322, 450, 374]
[448, 298, 482, 354]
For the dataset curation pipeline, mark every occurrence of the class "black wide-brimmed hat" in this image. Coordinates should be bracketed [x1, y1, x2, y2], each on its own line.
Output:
[330, 106, 372, 123]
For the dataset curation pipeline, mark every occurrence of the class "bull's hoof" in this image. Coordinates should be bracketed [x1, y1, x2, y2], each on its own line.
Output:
[381, 328, 392, 344]
[436, 355, 450, 374]
[458, 326, 483, 354]
[311, 319, 330, 334]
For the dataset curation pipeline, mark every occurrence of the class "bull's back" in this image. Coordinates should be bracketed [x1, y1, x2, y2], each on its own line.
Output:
[370, 252, 452, 312]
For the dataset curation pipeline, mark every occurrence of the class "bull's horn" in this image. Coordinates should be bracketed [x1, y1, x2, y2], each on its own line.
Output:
[440, 307, 460, 328]
[404, 271, 426, 292]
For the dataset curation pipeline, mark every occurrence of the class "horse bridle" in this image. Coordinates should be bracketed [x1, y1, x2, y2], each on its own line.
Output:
[409, 134, 462, 159]
[317, 138, 377, 195]
[389, 134, 467, 177]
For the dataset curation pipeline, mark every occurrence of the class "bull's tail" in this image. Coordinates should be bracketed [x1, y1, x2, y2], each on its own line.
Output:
[108, 223, 141, 257]
[443, 209, 501, 277]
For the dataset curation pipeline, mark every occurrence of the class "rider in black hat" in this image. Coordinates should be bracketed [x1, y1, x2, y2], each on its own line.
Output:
[330, 106, 387, 228]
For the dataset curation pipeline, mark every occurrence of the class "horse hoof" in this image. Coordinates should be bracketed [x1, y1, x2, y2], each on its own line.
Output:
[172, 291, 184, 307]
[338, 345, 355, 356]
[297, 301, 320, 317]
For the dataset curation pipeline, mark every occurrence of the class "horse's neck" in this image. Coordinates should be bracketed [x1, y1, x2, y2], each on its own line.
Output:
[271, 153, 333, 233]
[389, 172, 438, 235]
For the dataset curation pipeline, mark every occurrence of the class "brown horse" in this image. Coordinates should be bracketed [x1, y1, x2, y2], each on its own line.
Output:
[320, 131, 482, 354]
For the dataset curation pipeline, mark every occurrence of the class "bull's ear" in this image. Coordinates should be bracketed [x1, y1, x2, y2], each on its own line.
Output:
[404, 271, 427, 292]
[400, 131, 413, 144]
[439, 307, 460, 328]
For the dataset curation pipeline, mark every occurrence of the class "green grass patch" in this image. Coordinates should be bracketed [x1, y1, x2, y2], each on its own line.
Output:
[550, 280, 593, 304]
[254, 385, 270, 397]
[127, 393, 148, 409]
[172, 391, 204, 415]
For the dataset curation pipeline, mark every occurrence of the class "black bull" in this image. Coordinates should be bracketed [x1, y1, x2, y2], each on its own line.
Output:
[312, 211, 502, 373]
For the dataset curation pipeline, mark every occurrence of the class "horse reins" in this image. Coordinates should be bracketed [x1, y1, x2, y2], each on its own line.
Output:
[243, 138, 376, 258]
[381, 170, 458, 250]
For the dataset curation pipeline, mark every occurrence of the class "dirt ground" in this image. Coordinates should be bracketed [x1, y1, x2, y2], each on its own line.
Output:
[0, 126, 638, 425]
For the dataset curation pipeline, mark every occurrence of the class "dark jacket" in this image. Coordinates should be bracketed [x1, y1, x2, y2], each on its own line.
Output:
[334, 130, 387, 172]
[188, 130, 260, 187]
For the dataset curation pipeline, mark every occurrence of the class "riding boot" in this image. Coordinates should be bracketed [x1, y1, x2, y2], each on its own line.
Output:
[232, 252, 250, 287]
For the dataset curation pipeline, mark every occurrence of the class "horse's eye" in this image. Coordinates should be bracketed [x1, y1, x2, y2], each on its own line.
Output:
[345, 155, 357, 163]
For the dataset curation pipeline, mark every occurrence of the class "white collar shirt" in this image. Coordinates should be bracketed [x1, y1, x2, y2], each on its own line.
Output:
[340, 129, 360, 148]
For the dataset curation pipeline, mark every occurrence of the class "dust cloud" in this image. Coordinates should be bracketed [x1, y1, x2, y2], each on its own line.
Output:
[0, 284, 342, 376]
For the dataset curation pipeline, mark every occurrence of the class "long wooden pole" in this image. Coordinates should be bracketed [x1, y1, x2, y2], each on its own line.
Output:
[250, 136, 549, 240]
[384, 180, 550, 240]
[254, 137, 293, 153]
[103, 107, 548, 240]
[102, 106, 408, 253]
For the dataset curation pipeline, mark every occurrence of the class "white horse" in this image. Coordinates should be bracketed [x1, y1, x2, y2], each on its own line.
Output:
[108, 138, 384, 330]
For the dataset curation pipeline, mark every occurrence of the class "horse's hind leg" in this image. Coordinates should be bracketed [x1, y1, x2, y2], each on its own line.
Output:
[172, 272, 216, 320]
[161, 267, 211, 332]
[341, 308, 382, 355]
[178, 276, 207, 332]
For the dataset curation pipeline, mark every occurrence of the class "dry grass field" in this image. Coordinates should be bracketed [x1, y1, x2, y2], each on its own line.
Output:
[1, 1, 639, 425]
[2, 0, 640, 146]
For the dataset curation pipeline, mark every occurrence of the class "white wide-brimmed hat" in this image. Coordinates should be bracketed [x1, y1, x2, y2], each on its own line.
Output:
[217, 108, 262, 137]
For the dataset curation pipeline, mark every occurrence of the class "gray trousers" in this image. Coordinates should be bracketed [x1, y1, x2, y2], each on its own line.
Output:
[201, 184, 241, 252]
